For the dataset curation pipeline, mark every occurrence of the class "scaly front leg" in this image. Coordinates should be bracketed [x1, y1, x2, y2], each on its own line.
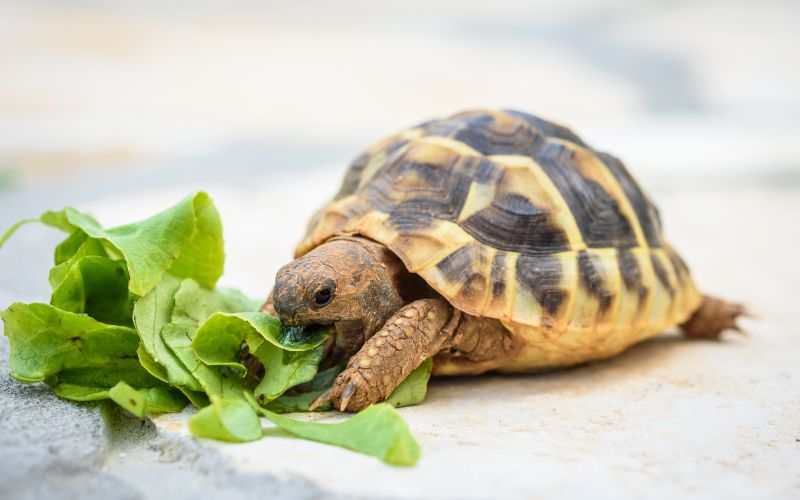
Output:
[319, 298, 459, 412]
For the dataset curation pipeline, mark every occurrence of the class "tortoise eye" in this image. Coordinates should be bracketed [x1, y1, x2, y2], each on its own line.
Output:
[313, 287, 333, 307]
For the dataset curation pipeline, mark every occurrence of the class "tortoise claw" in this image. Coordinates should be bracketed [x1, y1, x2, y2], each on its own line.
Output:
[339, 383, 354, 412]
[309, 388, 331, 412]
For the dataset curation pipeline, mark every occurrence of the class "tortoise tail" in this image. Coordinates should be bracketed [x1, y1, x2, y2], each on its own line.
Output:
[681, 295, 748, 340]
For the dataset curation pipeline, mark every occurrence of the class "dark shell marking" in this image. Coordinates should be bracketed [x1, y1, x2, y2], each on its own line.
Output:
[598, 151, 663, 247]
[618, 248, 650, 305]
[504, 109, 588, 147]
[436, 243, 491, 305]
[650, 253, 675, 297]
[460, 192, 570, 253]
[537, 143, 638, 249]
[490, 250, 507, 299]
[665, 246, 691, 287]
[515, 254, 565, 316]
[578, 251, 613, 313]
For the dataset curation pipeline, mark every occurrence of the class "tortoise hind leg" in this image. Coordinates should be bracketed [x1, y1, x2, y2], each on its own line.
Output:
[432, 315, 517, 376]
[680, 295, 747, 339]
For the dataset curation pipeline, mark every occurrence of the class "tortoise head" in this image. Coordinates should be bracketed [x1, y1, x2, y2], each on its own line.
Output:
[271, 237, 404, 331]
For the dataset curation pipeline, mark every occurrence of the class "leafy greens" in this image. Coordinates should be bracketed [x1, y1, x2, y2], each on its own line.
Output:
[0, 192, 431, 466]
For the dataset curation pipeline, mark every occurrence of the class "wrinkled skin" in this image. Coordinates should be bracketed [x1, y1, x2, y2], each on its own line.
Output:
[266, 236, 503, 411]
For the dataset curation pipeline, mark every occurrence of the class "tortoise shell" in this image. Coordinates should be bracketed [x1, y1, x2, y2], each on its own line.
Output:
[297, 109, 701, 368]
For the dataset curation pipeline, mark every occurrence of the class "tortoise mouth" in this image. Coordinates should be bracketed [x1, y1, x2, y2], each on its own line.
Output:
[281, 323, 328, 343]
[281, 323, 336, 363]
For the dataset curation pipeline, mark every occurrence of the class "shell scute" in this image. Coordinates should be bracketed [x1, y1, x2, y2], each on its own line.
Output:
[536, 142, 640, 249]
[426, 110, 542, 158]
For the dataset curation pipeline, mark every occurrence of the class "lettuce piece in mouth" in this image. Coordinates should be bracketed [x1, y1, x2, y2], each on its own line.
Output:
[1, 191, 426, 466]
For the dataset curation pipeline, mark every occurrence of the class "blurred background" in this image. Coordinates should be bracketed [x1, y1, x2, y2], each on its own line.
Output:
[1, 0, 799, 300]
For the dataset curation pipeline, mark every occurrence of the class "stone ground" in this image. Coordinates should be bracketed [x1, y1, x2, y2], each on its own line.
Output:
[1, 1, 799, 499]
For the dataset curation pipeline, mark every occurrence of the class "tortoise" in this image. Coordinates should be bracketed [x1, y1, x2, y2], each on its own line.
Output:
[263, 109, 744, 412]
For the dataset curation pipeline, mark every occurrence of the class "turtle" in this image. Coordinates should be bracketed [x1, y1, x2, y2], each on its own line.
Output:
[263, 109, 745, 412]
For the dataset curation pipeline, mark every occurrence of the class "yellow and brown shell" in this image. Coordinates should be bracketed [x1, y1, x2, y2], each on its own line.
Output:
[297, 109, 701, 370]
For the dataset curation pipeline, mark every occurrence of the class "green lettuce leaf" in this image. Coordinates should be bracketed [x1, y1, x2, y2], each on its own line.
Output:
[2, 302, 140, 383]
[57, 193, 222, 296]
[385, 358, 433, 408]
[2, 192, 224, 297]
[132, 278, 266, 442]
[167, 320, 262, 442]
[192, 312, 328, 405]
[188, 398, 262, 443]
[1, 302, 185, 412]
[133, 275, 258, 391]
[171, 279, 259, 327]
[162, 323, 248, 401]
[184, 311, 331, 443]
[50, 255, 134, 326]
[49, 233, 106, 286]
[178, 387, 211, 408]
[47, 361, 162, 390]
[133, 275, 201, 390]
[265, 365, 344, 413]
[108, 381, 187, 418]
[136, 344, 168, 382]
[52, 230, 94, 266]
[252, 399, 420, 466]
[191, 391, 422, 465]
[251, 343, 325, 406]
[51, 384, 112, 401]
